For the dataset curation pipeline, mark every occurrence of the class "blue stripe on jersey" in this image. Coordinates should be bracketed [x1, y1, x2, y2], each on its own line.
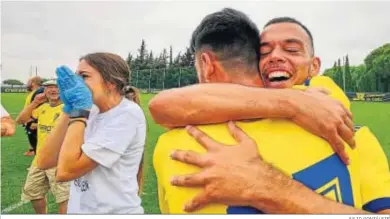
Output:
[354, 125, 362, 132]
[304, 78, 311, 86]
[363, 197, 390, 212]
[226, 154, 355, 214]
[227, 206, 264, 214]
[293, 154, 355, 206]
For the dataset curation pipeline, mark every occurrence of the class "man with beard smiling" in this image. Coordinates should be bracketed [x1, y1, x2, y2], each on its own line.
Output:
[16, 80, 70, 214]
[150, 12, 390, 214]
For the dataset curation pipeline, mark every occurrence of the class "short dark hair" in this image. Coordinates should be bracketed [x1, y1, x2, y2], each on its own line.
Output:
[190, 8, 260, 72]
[264, 17, 315, 55]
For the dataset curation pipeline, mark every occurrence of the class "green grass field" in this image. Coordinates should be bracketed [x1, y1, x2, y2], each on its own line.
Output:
[1, 93, 164, 214]
[1, 93, 390, 214]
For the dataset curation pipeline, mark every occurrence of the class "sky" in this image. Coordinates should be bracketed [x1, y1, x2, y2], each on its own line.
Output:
[1, 0, 390, 83]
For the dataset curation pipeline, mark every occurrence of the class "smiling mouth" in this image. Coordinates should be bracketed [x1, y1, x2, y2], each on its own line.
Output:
[267, 71, 291, 82]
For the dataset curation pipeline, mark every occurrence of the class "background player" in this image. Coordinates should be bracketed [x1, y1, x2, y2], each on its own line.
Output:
[16, 80, 69, 214]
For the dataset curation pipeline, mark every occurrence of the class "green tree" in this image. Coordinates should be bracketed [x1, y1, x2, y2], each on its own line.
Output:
[334, 58, 343, 89]
[169, 45, 173, 67]
[161, 48, 168, 68]
[173, 52, 181, 67]
[364, 43, 390, 92]
[126, 52, 133, 70]
[180, 47, 194, 67]
[147, 51, 155, 69]
[133, 39, 148, 70]
[350, 65, 366, 92]
[3, 79, 24, 86]
[323, 61, 337, 80]
[344, 55, 353, 92]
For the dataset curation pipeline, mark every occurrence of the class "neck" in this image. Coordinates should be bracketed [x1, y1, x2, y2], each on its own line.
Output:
[49, 99, 62, 107]
[31, 85, 39, 90]
[96, 94, 123, 113]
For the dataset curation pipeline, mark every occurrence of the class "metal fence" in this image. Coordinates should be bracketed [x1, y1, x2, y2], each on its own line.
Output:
[130, 67, 198, 93]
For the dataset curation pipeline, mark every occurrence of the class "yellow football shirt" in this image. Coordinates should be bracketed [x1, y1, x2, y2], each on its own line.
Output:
[355, 126, 390, 212]
[31, 103, 63, 167]
[306, 76, 390, 212]
[24, 91, 35, 109]
[153, 76, 390, 214]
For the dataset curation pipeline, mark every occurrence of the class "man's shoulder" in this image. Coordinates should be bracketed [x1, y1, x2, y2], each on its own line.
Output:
[309, 75, 333, 84]
[354, 126, 378, 142]
[36, 103, 50, 111]
[308, 76, 351, 109]
[158, 123, 235, 141]
[25, 91, 34, 99]
[30, 87, 45, 100]
[157, 120, 303, 143]
[155, 123, 231, 157]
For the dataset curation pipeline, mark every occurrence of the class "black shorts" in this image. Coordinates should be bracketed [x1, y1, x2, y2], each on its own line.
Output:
[25, 121, 37, 152]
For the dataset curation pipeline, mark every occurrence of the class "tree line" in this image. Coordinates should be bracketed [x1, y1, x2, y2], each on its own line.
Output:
[3, 41, 389, 93]
[126, 39, 197, 90]
[323, 43, 390, 93]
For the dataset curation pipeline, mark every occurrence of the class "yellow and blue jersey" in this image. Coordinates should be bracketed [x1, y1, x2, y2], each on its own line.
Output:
[31, 103, 63, 167]
[153, 76, 390, 214]
[24, 91, 35, 109]
[354, 126, 390, 212]
[24, 87, 45, 109]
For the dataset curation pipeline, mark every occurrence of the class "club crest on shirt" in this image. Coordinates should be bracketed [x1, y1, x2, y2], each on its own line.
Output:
[53, 113, 60, 122]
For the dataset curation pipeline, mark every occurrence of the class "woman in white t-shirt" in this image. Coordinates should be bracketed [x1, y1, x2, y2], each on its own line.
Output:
[37, 53, 146, 214]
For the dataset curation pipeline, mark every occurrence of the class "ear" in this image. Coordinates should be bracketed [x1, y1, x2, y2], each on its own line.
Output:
[106, 82, 117, 93]
[200, 52, 215, 83]
[310, 56, 321, 77]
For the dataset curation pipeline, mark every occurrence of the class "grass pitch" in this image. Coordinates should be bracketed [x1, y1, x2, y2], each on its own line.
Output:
[1, 93, 389, 214]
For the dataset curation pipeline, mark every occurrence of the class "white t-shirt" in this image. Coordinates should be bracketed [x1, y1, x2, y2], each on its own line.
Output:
[1, 104, 9, 118]
[67, 98, 146, 214]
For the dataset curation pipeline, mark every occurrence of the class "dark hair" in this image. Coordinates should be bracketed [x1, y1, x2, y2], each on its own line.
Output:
[80, 52, 134, 96]
[124, 85, 141, 105]
[190, 8, 260, 72]
[31, 76, 43, 86]
[264, 17, 315, 56]
[79, 52, 144, 192]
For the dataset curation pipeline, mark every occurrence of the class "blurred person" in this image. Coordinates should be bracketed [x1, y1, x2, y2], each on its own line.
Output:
[16, 80, 70, 214]
[37, 53, 146, 214]
[1, 104, 16, 137]
[20, 76, 44, 156]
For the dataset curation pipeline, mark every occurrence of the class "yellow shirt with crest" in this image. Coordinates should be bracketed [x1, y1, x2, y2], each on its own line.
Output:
[153, 76, 390, 214]
[31, 103, 63, 167]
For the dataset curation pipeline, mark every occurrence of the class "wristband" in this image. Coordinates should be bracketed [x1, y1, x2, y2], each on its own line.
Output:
[68, 119, 87, 127]
[69, 109, 90, 119]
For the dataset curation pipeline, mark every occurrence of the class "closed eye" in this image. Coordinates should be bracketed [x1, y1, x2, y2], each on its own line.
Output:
[286, 48, 300, 53]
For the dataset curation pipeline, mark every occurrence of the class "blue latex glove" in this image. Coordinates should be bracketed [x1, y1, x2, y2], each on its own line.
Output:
[57, 78, 73, 114]
[56, 66, 93, 112]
